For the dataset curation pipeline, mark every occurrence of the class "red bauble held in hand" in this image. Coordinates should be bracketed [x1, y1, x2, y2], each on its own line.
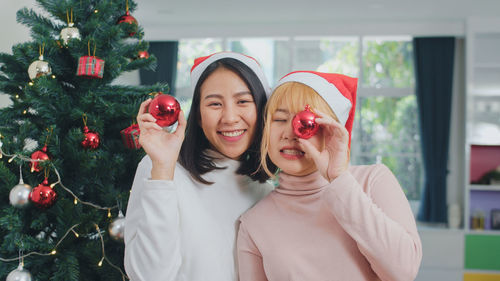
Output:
[148, 93, 180, 127]
[292, 105, 319, 139]
[82, 126, 100, 149]
[30, 178, 57, 208]
[30, 145, 50, 172]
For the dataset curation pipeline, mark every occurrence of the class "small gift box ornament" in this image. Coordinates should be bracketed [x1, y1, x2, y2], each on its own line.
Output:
[77, 40, 105, 78]
[120, 123, 141, 149]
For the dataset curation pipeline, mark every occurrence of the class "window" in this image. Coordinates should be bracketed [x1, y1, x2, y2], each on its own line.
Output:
[354, 37, 421, 201]
[176, 39, 223, 100]
[175, 36, 422, 201]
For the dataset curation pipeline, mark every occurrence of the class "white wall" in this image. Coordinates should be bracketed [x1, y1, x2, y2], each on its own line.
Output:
[0, 1, 36, 108]
[0, 1, 33, 54]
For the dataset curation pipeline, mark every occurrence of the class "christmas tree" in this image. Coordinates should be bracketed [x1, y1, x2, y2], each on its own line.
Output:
[0, 0, 168, 280]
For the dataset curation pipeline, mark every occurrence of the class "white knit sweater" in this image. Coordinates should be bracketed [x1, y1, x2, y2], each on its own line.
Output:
[124, 152, 273, 281]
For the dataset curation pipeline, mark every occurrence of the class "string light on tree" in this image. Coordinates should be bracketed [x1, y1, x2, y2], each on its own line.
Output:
[0, 145, 118, 211]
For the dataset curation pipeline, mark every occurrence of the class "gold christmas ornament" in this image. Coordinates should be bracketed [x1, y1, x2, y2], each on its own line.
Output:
[28, 59, 51, 80]
[60, 9, 81, 45]
[60, 23, 81, 45]
[27, 44, 51, 80]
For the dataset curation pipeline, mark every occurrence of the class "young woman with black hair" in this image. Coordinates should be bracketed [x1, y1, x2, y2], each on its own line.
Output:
[124, 52, 274, 281]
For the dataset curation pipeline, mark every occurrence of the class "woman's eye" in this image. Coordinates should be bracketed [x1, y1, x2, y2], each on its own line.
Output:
[238, 99, 253, 104]
[208, 102, 221, 107]
[272, 118, 287, 122]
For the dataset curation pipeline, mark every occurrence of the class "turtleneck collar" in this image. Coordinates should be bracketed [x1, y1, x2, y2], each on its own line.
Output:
[276, 170, 330, 196]
[204, 149, 240, 170]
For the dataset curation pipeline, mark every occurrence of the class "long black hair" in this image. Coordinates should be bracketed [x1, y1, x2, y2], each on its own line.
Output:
[178, 58, 273, 184]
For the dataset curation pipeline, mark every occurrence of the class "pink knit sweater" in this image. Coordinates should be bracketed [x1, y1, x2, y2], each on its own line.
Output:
[237, 164, 422, 281]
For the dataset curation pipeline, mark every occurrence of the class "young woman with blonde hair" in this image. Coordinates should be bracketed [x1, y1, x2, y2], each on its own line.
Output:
[237, 71, 422, 281]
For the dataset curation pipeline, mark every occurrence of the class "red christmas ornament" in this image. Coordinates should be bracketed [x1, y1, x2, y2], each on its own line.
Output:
[292, 105, 319, 139]
[137, 50, 149, 59]
[117, 10, 138, 36]
[82, 126, 100, 149]
[29, 178, 57, 208]
[30, 145, 50, 173]
[148, 93, 181, 127]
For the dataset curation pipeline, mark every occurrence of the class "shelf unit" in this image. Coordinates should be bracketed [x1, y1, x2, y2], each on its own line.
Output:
[468, 185, 500, 192]
[464, 18, 500, 279]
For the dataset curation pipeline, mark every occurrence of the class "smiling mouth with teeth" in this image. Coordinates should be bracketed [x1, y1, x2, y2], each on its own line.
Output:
[280, 149, 305, 156]
[219, 130, 245, 137]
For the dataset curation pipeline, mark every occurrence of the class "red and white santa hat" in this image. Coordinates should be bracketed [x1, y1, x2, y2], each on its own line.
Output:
[276, 71, 358, 146]
[190, 51, 271, 97]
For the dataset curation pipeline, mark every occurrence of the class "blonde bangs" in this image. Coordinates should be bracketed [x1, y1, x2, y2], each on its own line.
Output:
[260, 82, 338, 178]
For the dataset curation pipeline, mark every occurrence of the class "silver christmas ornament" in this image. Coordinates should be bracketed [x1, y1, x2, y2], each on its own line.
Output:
[6, 264, 32, 281]
[10, 166, 31, 208]
[60, 23, 81, 45]
[109, 211, 126, 241]
[9, 183, 32, 208]
[27, 55, 52, 80]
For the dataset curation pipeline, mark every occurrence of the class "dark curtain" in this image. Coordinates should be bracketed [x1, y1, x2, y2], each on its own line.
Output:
[413, 37, 455, 223]
[140, 41, 179, 96]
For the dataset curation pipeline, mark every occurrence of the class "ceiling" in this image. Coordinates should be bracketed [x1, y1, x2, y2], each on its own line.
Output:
[135, 0, 500, 25]
[135, 0, 500, 38]
[3, 0, 500, 42]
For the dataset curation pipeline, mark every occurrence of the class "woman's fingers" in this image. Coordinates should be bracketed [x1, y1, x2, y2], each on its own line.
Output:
[138, 113, 156, 123]
[141, 121, 163, 131]
[314, 111, 348, 138]
[298, 138, 321, 161]
[138, 98, 152, 114]
[137, 98, 152, 123]
[173, 110, 187, 138]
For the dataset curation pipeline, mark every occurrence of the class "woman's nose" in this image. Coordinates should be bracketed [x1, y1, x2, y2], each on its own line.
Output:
[221, 104, 239, 124]
[282, 120, 298, 141]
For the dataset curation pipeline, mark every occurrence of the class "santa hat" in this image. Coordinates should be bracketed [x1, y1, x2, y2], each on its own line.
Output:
[190, 51, 271, 97]
[276, 71, 358, 146]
